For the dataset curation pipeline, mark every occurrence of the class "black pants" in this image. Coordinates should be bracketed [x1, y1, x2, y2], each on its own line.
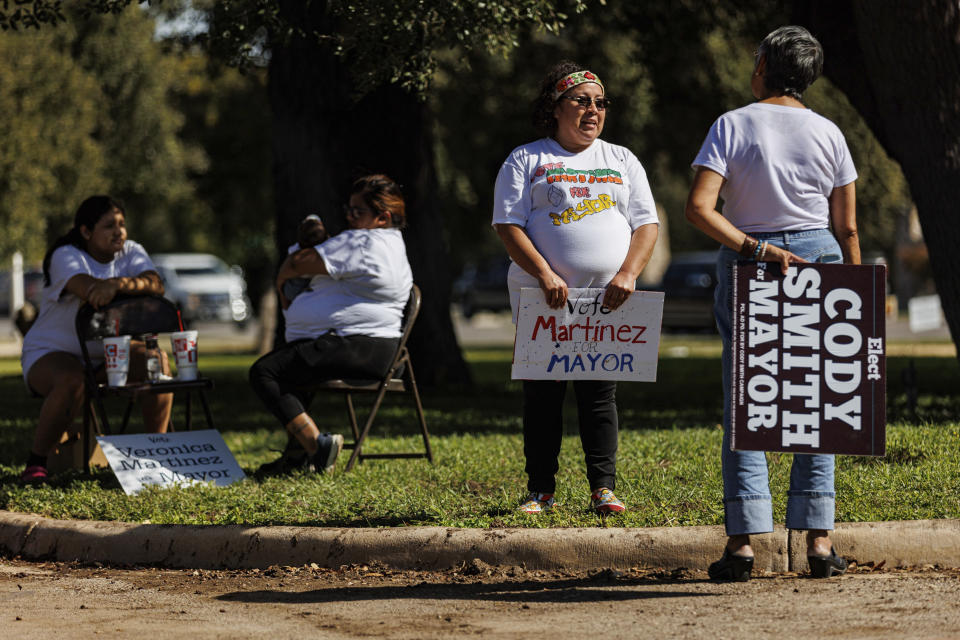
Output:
[249, 332, 398, 425]
[522, 379, 618, 494]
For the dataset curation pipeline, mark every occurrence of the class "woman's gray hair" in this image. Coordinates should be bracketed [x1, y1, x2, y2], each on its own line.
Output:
[757, 25, 823, 100]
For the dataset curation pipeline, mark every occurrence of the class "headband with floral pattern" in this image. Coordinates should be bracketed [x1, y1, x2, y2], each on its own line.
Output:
[552, 70, 604, 100]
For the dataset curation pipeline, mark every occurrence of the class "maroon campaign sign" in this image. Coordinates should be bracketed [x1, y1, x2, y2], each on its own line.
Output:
[731, 262, 886, 456]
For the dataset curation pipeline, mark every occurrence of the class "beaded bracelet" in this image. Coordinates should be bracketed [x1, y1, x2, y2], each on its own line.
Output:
[751, 240, 764, 260]
[758, 241, 769, 261]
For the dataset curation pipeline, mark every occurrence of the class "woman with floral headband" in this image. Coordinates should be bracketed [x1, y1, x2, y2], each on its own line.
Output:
[492, 61, 659, 515]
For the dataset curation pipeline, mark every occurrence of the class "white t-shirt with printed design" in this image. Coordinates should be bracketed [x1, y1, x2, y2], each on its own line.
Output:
[21, 241, 156, 381]
[692, 102, 857, 233]
[492, 137, 658, 321]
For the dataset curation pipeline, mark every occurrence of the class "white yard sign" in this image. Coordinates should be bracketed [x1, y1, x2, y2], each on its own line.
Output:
[512, 287, 664, 381]
[97, 430, 246, 495]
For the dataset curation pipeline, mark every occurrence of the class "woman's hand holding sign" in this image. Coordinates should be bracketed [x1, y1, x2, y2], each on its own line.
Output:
[537, 268, 569, 309]
[763, 243, 807, 275]
[602, 270, 635, 310]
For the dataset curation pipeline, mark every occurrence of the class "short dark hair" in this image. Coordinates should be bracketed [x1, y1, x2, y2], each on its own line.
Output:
[351, 174, 406, 229]
[531, 60, 586, 138]
[758, 26, 823, 100]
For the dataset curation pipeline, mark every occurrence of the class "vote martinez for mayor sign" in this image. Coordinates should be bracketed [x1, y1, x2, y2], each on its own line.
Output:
[731, 262, 887, 456]
[512, 287, 664, 381]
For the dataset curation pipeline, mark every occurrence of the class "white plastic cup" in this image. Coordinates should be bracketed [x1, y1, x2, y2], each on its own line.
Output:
[103, 335, 131, 387]
[170, 330, 199, 381]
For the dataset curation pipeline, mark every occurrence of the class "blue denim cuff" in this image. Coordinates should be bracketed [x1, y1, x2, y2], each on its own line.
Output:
[785, 492, 836, 531]
[724, 495, 774, 535]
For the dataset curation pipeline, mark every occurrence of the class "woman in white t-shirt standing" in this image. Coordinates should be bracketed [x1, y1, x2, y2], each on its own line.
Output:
[686, 26, 860, 581]
[250, 174, 413, 476]
[492, 62, 660, 516]
[20, 195, 173, 484]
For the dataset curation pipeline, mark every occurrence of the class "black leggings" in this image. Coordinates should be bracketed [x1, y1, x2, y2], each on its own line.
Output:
[249, 333, 398, 425]
[522, 380, 619, 494]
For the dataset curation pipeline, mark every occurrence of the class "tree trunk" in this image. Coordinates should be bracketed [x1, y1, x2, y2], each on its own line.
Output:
[796, 0, 960, 357]
[266, 1, 471, 386]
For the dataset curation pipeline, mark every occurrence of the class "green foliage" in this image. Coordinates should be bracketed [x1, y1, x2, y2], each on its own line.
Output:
[163, 45, 275, 296]
[0, 351, 957, 527]
[0, 1, 66, 30]
[0, 27, 106, 261]
[432, 2, 913, 270]
[203, 0, 588, 94]
[0, 3, 273, 286]
[0, 4, 201, 264]
[70, 7, 203, 250]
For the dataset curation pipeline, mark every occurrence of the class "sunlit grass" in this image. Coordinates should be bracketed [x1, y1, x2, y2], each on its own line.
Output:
[1, 349, 958, 527]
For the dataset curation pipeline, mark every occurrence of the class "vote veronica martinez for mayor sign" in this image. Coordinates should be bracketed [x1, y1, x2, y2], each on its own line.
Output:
[731, 262, 887, 456]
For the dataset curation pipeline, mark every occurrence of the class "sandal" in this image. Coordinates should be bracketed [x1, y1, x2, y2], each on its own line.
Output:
[708, 548, 754, 582]
[808, 548, 848, 578]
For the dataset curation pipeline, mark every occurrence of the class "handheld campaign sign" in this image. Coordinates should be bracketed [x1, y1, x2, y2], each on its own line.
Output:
[512, 287, 664, 381]
[97, 430, 246, 495]
[731, 262, 887, 456]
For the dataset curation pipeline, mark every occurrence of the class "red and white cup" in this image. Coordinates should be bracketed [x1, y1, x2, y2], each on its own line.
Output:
[103, 335, 131, 387]
[170, 330, 199, 381]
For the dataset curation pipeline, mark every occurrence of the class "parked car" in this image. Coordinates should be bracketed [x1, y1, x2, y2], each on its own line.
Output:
[452, 256, 512, 318]
[151, 253, 251, 326]
[653, 251, 718, 333]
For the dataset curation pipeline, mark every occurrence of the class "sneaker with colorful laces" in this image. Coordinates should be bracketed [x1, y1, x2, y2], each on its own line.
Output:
[20, 465, 48, 485]
[518, 492, 555, 514]
[590, 487, 625, 514]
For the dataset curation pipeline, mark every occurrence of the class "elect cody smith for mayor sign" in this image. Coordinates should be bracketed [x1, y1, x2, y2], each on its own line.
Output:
[731, 262, 887, 456]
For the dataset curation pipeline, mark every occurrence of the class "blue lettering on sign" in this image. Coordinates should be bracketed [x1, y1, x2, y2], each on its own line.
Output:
[546, 353, 635, 374]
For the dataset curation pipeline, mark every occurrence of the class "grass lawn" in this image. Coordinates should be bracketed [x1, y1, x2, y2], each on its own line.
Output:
[1, 346, 958, 528]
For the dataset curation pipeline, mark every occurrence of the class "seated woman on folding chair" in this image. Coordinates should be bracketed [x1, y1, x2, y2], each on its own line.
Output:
[250, 174, 413, 476]
[19, 195, 173, 484]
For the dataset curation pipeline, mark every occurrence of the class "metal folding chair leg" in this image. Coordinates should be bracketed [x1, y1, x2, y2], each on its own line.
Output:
[344, 383, 392, 472]
[403, 358, 433, 464]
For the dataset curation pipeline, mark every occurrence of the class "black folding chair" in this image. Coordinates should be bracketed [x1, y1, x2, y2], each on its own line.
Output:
[76, 295, 215, 467]
[298, 284, 432, 471]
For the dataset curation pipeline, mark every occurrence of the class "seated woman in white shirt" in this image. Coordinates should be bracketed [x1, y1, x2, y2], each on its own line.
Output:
[249, 174, 414, 476]
[20, 195, 173, 484]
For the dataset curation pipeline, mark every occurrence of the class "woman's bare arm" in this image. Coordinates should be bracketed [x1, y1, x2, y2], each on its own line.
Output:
[829, 182, 860, 265]
[64, 270, 164, 309]
[494, 223, 568, 309]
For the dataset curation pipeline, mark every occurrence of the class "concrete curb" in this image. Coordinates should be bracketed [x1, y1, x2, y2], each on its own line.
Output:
[2, 511, 958, 572]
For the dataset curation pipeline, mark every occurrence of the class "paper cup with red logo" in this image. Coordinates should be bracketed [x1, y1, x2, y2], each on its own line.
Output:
[170, 330, 199, 381]
[103, 335, 131, 387]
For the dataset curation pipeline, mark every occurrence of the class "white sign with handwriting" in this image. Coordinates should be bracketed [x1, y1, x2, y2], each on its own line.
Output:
[97, 430, 246, 495]
[512, 287, 664, 381]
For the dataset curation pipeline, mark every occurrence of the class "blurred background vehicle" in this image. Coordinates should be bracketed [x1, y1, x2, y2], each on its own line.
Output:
[151, 253, 252, 327]
[452, 256, 511, 319]
[653, 250, 718, 333]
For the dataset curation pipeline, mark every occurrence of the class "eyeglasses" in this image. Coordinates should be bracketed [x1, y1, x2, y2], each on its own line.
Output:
[343, 204, 375, 217]
[559, 96, 611, 111]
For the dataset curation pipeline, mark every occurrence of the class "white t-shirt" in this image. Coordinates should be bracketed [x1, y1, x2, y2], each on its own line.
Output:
[692, 102, 857, 233]
[283, 228, 413, 341]
[492, 137, 659, 320]
[21, 240, 156, 380]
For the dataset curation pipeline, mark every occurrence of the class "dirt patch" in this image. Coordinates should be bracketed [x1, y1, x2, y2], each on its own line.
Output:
[2, 558, 959, 638]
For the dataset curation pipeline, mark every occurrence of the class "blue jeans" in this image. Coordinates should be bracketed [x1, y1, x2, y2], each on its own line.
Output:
[714, 229, 842, 535]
